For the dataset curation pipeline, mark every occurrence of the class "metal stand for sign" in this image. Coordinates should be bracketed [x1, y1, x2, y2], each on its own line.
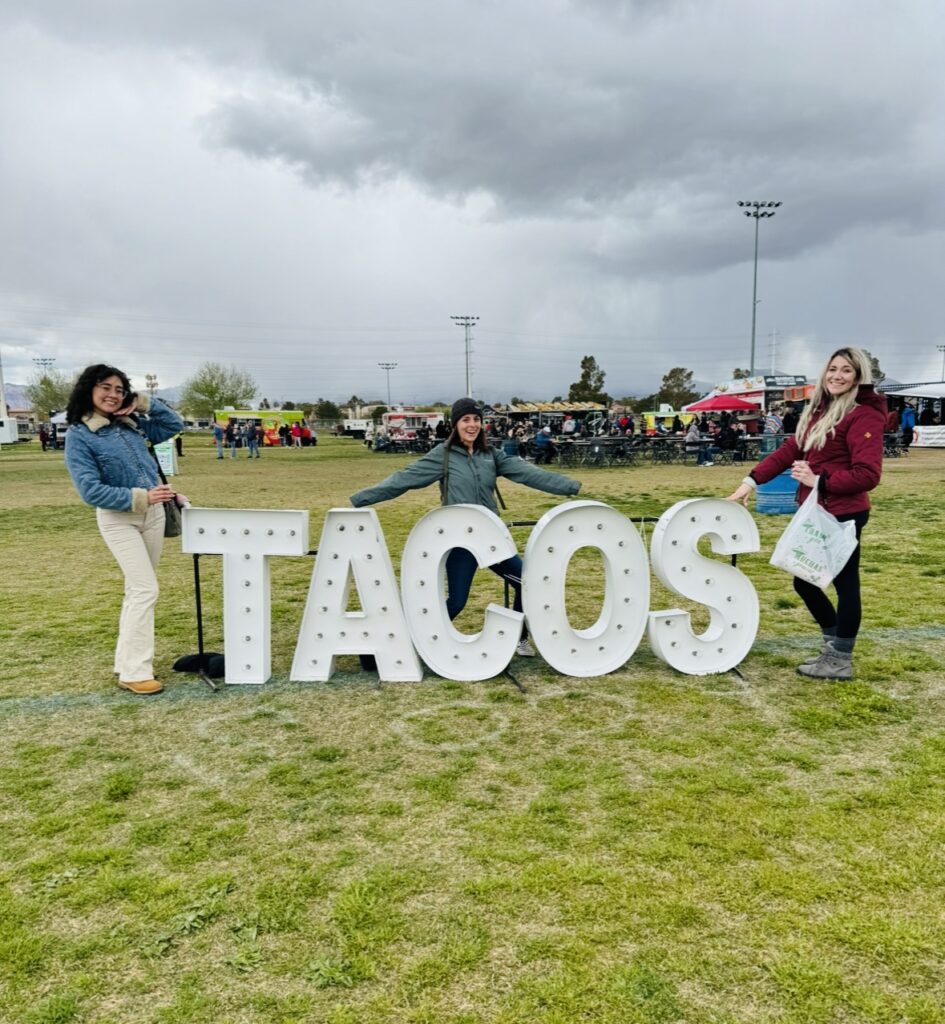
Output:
[187, 549, 322, 690]
[191, 554, 219, 691]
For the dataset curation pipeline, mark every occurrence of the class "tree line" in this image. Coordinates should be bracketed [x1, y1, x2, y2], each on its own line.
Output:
[19, 350, 887, 422]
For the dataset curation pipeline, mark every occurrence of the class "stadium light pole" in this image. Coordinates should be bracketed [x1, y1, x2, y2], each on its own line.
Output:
[737, 201, 781, 376]
[938, 345, 945, 381]
[450, 315, 479, 397]
[378, 362, 397, 408]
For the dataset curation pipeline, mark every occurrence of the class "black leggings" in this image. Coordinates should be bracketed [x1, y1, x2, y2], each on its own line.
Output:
[445, 547, 525, 627]
[792, 510, 869, 640]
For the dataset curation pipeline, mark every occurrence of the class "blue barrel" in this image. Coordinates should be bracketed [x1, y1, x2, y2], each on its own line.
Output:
[756, 470, 797, 515]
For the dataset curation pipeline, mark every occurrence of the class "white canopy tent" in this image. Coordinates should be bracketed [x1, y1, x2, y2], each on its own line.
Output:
[885, 383, 945, 399]
[884, 382, 945, 447]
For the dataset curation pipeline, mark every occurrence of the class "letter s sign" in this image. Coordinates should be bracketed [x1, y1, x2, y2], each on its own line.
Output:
[647, 499, 760, 675]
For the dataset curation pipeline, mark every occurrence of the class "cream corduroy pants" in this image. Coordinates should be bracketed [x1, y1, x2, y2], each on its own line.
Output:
[96, 504, 165, 682]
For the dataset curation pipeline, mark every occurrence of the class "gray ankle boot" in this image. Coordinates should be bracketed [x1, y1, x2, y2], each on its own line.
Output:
[796, 641, 852, 680]
[797, 631, 838, 672]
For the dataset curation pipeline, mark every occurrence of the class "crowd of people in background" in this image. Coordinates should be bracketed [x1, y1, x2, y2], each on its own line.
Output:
[211, 419, 318, 458]
[30, 395, 942, 463]
[477, 408, 776, 465]
[478, 396, 939, 463]
[883, 398, 940, 448]
[353, 395, 942, 464]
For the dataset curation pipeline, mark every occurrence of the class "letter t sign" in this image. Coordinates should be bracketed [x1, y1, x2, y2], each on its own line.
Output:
[182, 508, 309, 684]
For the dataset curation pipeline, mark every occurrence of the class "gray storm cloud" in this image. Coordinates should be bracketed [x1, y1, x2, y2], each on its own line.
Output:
[1, 0, 943, 397]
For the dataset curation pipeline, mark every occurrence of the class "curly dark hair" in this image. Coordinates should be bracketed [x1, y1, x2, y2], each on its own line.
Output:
[66, 364, 133, 425]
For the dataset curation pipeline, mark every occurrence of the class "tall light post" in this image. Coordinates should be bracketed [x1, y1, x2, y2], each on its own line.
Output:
[737, 200, 781, 376]
[450, 315, 479, 397]
[145, 373, 159, 397]
[938, 345, 945, 381]
[378, 362, 397, 408]
[33, 356, 56, 374]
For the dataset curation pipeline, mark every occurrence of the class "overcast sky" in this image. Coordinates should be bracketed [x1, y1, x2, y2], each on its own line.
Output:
[1, 0, 943, 406]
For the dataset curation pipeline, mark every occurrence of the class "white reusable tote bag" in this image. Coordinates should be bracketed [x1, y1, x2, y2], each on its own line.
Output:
[769, 481, 859, 589]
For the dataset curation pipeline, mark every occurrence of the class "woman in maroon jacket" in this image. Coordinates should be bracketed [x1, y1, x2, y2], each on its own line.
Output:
[728, 347, 886, 680]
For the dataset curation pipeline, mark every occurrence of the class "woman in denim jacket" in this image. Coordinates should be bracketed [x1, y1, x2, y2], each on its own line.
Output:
[64, 364, 185, 695]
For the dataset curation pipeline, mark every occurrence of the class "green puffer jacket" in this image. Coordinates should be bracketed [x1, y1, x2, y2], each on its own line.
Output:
[350, 443, 580, 514]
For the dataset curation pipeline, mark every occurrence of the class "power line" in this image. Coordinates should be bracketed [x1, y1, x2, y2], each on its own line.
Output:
[450, 315, 479, 397]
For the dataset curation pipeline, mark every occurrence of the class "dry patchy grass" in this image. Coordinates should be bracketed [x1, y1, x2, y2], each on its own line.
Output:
[1, 437, 944, 1023]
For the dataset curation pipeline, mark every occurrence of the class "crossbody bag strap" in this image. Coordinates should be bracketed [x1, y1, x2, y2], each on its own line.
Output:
[143, 434, 169, 486]
[492, 447, 507, 510]
[439, 441, 451, 505]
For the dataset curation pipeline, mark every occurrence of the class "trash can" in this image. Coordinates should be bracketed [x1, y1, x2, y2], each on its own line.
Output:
[756, 470, 797, 515]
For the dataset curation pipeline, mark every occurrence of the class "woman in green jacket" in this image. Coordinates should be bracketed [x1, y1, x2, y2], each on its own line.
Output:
[351, 398, 581, 656]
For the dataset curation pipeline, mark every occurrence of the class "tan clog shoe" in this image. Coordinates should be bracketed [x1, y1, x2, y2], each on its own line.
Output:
[117, 679, 164, 695]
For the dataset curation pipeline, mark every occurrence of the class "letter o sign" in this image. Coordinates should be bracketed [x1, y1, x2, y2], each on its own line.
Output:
[522, 501, 650, 676]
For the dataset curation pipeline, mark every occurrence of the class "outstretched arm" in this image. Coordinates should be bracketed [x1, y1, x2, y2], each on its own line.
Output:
[495, 450, 581, 497]
[351, 446, 445, 506]
[726, 477, 756, 506]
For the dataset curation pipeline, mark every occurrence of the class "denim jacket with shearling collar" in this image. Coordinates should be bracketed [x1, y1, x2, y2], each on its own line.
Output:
[64, 394, 183, 513]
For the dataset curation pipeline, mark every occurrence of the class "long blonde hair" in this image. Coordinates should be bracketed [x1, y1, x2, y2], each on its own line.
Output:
[796, 347, 872, 452]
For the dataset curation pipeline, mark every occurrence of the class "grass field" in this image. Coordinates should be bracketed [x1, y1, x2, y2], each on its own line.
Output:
[1, 435, 944, 1024]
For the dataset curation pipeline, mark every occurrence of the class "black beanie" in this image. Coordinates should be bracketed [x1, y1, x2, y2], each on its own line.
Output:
[450, 397, 482, 427]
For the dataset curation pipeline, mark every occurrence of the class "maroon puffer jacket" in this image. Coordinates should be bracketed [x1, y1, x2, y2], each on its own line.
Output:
[749, 386, 887, 515]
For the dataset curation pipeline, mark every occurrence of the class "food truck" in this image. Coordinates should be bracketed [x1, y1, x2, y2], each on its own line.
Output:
[381, 409, 444, 438]
[214, 409, 305, 446]
[637, 406, 698, 435]
[492, 401, 608, 434]
[691, 374, 810, 411]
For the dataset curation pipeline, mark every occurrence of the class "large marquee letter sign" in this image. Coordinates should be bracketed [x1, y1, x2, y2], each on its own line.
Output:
[182, 508, 309, 685]
[522, 501, 650, 676]
[291, 508, 422, 683]
[400, 505, 522, 681]
[183, 498, 765, 686]
[647, 499, 760, 675]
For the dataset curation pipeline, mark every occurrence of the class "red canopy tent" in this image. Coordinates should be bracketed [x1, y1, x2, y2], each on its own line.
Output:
[685, 394, 762, 412]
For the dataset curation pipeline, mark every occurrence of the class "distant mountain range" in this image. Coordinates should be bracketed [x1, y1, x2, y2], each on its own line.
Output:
[3, 382, 181, 411]
[2, 383, 29, 410]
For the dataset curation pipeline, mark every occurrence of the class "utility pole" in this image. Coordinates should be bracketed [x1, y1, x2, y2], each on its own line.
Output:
[378, 362, 397, 408]
[737, 201, 781, 375]
[27, 358, 56, 427]
[938, 345, 945, 381]
[450, 315, 479, 397]
[769, 328, 780, 374]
